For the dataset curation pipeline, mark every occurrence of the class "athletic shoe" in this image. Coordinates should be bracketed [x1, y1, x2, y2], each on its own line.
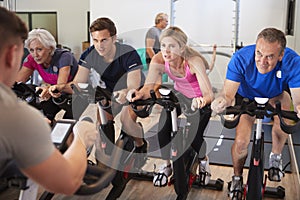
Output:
[153, 164, 173, 187]
[268, 152, 284, 182]
[199, 156, 211, 185]
[229, 175, 243, 200]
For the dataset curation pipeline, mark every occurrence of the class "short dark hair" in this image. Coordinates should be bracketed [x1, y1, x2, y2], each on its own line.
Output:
[89, 17, 117, 37]
[0, 7, 28, 52]
[256, 28, 286, 52]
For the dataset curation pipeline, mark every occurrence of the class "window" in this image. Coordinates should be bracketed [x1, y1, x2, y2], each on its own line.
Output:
[16, 12, 58, 42]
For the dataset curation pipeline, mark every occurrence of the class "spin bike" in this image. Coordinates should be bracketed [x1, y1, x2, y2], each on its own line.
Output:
[12, 81, 88, 122]
[130, 87, 224, 200]
[89, 85, 151, 200]
[1, 82, 127, 200]
[220, 97, 300, 200]
[0, 120, 124, 200]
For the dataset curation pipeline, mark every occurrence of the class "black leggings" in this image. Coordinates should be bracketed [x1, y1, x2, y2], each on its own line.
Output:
[157, 97, 211, 160]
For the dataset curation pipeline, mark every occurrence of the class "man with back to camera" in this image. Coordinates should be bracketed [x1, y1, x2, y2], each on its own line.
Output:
[211, 27, 300, 199]
[0, 7, 98, 195]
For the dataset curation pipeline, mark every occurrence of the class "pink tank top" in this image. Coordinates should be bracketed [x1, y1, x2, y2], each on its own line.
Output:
[164, 61, 202, 98]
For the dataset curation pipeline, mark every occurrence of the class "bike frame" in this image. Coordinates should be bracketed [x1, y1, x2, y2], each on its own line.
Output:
[221, 97, 300, 200]
[245, 98, 267, 199]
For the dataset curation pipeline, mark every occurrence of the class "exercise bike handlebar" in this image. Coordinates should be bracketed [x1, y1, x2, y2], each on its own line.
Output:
[12, 82, 71, 107]
[220, 98, 300, 134]
[130, 88, 199, 118]
[75, 165, 115, 195]
[12, 82, 41, 101]
[130, 89, 179, 118]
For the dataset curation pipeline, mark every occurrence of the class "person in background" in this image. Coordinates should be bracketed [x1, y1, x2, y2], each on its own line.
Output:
[0, 6, 97, 195]
[16, 28, 78, 124]
[132, 26, 214, 199]
[211, 27, 300, 200]
[145, 12, 169, 67]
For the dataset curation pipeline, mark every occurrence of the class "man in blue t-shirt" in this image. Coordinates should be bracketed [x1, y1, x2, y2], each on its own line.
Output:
[211, 27, 300, 199]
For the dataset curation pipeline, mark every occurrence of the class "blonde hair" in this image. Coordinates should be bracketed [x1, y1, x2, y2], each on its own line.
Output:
[160, 26, 209, 69]
[25, 28, 56, 55]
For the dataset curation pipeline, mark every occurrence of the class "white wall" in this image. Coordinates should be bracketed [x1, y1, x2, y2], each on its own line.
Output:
[16, 0, 89, 59]
[295, 0, 300, 52]
[90, 0, 170, 50]
[15, 0, 300, 58]
[90, 0, 299, 89]
[90, 0, 299, 52]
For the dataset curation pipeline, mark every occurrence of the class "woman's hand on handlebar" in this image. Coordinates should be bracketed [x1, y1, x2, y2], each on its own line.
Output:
[73, 120, 98, 150]
[191, 97, 206, 111]
[48, 85, 62, 98]
[36, 85, 51, 101]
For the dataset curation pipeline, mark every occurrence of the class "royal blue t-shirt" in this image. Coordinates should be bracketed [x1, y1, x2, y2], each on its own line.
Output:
[226, 45, 300, 100]
[79, 43, 144, 92]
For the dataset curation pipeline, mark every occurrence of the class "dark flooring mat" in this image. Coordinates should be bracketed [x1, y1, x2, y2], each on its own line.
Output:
[143, 119, 299, 172]
[204, 120, 273, 143]
[204, 120, 300, 145]
[206, 138, 292, 172]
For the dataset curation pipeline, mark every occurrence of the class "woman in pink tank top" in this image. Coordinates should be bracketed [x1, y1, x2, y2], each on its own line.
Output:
[132, 26, 215, 198]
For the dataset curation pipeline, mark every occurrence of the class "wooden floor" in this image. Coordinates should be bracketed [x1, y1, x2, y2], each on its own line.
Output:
[1, 163, 299, 200]
[47, 162, 300, 200]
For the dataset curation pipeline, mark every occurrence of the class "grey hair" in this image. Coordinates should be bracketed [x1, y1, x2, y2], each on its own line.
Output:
[25, 28, 56, 55]
[256, 27, 286, 53]
[155, 13, 168, 25]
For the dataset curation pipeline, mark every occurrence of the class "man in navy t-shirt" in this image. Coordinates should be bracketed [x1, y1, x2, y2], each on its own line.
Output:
[52, 18, 147, 166]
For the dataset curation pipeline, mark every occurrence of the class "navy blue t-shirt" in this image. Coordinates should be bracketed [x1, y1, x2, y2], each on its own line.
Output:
[79, 43, 144, 92]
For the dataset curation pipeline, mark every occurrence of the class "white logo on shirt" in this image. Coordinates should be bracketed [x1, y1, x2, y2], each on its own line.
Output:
[80, 59, 87, 64]
[276, 70, 282, 78]
[53, 66, 58, 73]
[128, 63, 137, 68]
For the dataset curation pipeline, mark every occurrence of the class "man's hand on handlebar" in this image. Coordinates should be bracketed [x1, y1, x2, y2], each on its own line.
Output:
[113, 89, 128, 105]
[48, 85, 62, 98]
[295, 104, 300, 119]
[73, 120, 98, 150]
[211, 96, 229, 114]
[130, 88, 153, 102]
[125, 89, 137, 102]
